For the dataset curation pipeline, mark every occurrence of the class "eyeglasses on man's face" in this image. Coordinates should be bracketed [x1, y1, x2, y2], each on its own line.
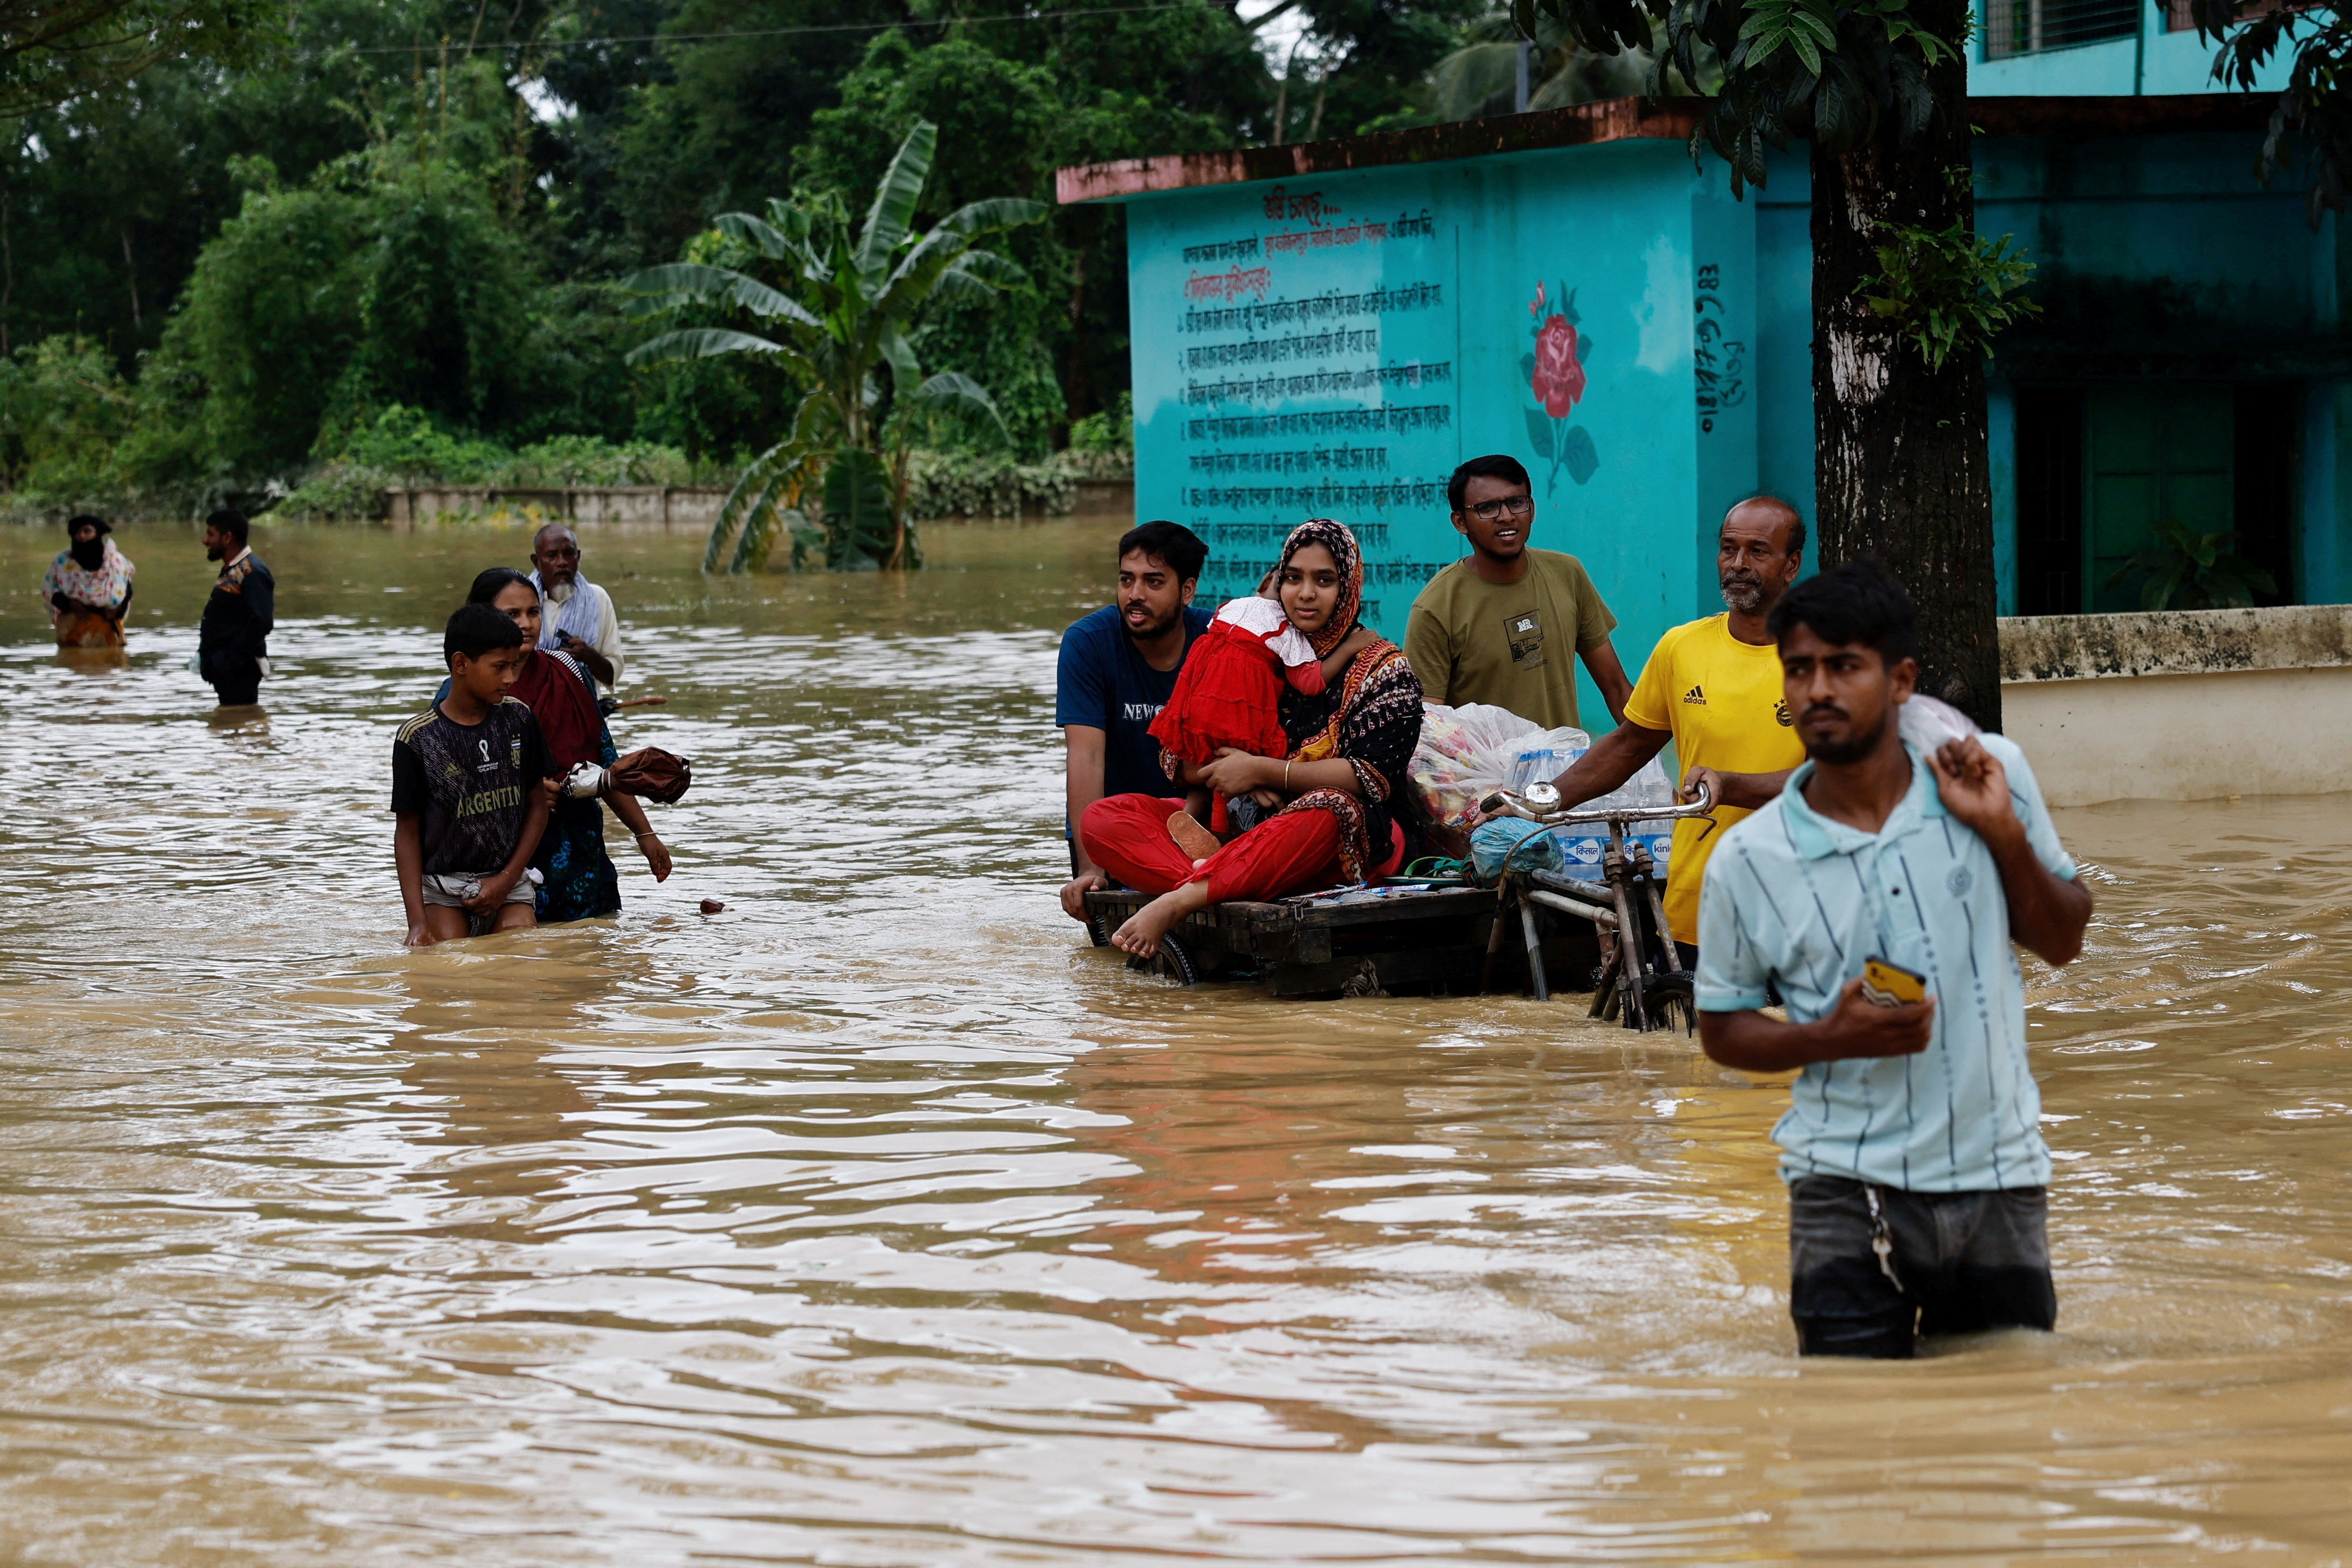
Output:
[1467, 494, 1534, 521]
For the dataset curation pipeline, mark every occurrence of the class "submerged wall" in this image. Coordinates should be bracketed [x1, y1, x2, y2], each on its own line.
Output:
[384, 486, 728, 529]
[1998, 603, 2352, 803]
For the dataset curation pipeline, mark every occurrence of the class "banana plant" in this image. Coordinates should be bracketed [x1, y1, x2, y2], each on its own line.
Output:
[623, 120, 1044, 571]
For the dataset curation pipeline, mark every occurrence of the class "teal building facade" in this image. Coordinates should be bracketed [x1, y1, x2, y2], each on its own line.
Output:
[1061, 24, 2346, 720]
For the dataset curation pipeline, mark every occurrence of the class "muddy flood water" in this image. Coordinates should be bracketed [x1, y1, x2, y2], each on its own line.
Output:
[1, 517, 2348, 1565]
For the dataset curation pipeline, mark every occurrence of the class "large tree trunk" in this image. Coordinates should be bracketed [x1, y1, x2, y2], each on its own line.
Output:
[1809, 6, 2001, 731]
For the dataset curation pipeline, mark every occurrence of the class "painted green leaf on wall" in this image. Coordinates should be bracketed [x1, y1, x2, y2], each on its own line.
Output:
[1524, 405, 1556, 460]
[1560, 426, 1598, 485]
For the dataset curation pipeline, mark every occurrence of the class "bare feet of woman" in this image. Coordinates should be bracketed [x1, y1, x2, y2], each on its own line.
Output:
[1110, 881, 1211, 960]
[1166, 809, 1220, 863]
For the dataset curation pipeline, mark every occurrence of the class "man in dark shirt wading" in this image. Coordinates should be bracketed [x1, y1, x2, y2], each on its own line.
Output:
[1056, 521, 1213, 923]
[199, 508, 274, 709]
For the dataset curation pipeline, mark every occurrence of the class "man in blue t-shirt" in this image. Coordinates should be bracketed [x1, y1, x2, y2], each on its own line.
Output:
[1057, 521, 1213, 922]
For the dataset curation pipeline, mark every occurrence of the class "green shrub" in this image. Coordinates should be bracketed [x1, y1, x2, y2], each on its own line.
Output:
[498, 435, 703, 487]
[904, 449, 1074, 519]
[0, 335, 138, 502]
[273, 416, 705, 521]
[340, 404, 510, 482]
[1061, 392, 1133, 479]
[1067, 390, 1132, 455]
[273, 463, 398, 521]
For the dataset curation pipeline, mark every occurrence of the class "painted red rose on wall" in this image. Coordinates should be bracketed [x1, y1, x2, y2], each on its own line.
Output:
[1520, 281, 1599, 495]
[1531, 315, 1585, 418]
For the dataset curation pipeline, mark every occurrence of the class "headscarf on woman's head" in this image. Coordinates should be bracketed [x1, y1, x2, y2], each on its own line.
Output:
[66, 514, 110, 571]
[1276, 517, 1364, 657]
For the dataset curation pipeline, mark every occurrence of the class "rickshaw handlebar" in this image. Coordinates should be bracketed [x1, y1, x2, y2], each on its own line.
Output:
[1479, 778, 1716, 828]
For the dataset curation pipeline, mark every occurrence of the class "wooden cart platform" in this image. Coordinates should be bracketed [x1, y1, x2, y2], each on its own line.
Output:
[1083, 882, 1601, 998]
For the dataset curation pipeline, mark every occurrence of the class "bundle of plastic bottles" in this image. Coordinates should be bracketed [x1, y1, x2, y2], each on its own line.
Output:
[1410, 703, 1590, 831]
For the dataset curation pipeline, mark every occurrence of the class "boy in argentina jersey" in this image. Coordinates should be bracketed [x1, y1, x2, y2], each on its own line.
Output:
[1694, 562, 2093, 1360]
[392, 603, 557, 944]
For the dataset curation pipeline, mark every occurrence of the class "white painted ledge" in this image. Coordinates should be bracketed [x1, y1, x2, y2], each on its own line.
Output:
[1997, 605, 2352, 805]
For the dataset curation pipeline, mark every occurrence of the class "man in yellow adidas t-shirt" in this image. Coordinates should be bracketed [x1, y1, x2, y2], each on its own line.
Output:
[1541, 495, 1810, 959]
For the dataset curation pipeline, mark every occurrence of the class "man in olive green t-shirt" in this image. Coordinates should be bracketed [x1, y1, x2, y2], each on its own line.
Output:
[1404, 454, 1633, 731]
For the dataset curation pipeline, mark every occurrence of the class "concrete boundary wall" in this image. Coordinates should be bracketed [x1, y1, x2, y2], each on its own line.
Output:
[385, 487, 729, 529]
[384, 480, 1137, 528]
[1998, 604, 2352, 804]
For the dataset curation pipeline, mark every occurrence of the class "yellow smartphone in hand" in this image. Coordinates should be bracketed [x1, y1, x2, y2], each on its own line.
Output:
[1861, 957, 1929, 1008]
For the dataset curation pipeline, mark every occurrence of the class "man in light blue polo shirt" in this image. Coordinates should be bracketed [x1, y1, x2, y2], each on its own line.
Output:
[1695, 561, 2094, 1359]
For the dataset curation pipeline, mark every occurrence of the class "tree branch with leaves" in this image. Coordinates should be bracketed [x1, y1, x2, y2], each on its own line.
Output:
[2192, 0, 2352, 228]
[1515, 0, 2015, 725]
[0, 0, 285, 116]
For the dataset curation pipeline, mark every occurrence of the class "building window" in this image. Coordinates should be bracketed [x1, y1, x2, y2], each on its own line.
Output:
[2164, 0, 2300, 31]
[1984, 0, 2142, 59]
[2013, 382, 2298, 615]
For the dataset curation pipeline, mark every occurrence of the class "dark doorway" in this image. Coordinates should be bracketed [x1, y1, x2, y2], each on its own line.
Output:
[2232, 383, 2299, 606]
[2013, 385, 2084, 617]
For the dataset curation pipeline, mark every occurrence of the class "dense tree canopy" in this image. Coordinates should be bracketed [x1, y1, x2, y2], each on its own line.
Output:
[0, 0, 1501, 513]
[0, 0, 285, 115]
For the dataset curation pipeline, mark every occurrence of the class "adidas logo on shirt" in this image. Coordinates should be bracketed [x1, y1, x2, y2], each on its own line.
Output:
[1683, 684, 1707, 705]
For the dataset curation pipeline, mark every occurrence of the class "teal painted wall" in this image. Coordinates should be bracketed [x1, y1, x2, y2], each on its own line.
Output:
[1989, 380, 2020, 614]
[1753, 148, 1816, 560]
[1126, 141, 1769, 723]
[1976, 132, 2328, 354]
[2309, 381, 2352, 603]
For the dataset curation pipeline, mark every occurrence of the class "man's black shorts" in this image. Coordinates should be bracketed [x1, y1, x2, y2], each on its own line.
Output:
[1787, 1176, 2056, 1359]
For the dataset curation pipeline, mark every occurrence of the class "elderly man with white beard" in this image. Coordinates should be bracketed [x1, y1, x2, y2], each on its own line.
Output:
[528, 523, 623, 693]
[1538, 494, 1812, 966]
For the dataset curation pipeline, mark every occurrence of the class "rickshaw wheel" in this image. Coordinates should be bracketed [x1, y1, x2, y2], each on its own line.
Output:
[1126, 931, 1200, 986]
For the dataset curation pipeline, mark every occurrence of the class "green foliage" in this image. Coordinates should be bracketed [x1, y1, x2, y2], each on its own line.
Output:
[274, 406, 705, 520]
[913, 286, 1068, 460]
[795, 34, 1069, 458]
[2188, 0, 2352, 229]
[349, 181, 545, 433]
[337, 404, 507, 482]
[269, 463, 394, 522]
[796, 35, 1062, 236]
[627, 118, 1045, 571]
[0, 0, 288, 117]
[0, 0, 1477, 515]
[0, 335, 136, 500]
[499, 434, 702, 487]
[819, 446, 902, 569]
[119, 181, 367, 480]
[1067, 391, 1132, 457]
[2103, 519, 2280, 611]
[1856, 223, 2040, 369]
[1520, 0, 1967, 194]
[1425, 13, 1692, 121]
[904, 450, 1077, 520]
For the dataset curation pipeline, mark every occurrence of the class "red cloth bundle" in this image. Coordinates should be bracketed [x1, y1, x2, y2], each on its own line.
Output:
[608, 747, 692, 803]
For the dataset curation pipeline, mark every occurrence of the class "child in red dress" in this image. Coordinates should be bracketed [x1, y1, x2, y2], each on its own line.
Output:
[1149, 584, 1370, 854]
